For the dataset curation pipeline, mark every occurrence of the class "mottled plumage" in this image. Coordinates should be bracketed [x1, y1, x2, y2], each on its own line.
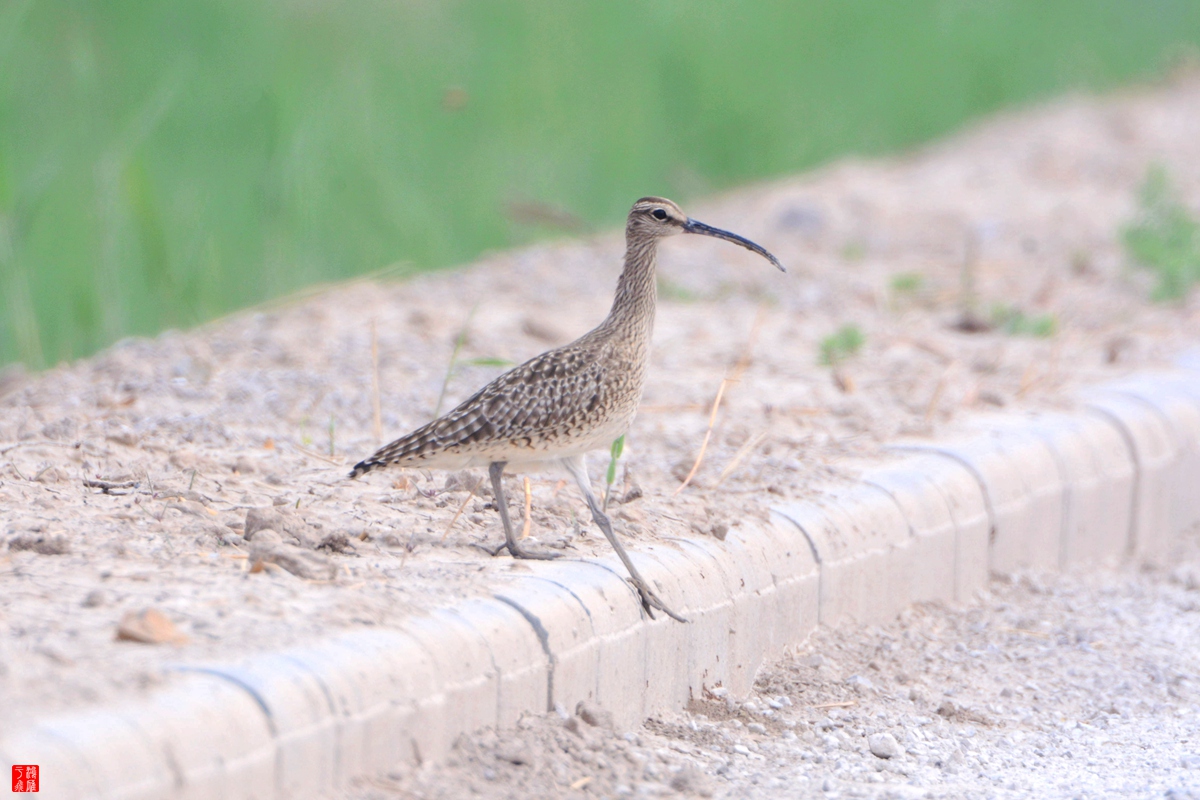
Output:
[349, 327, 643, 475]
[351, 197, 782, 622]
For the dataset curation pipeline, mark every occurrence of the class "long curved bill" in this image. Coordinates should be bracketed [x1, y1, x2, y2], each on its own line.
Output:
[684, 218, 785, 272]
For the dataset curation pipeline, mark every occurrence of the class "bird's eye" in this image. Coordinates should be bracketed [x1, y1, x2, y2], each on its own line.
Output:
[651, 208, 668, 220]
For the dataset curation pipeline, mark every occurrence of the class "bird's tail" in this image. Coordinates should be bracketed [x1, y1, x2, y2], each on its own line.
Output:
[348, 458, 383, 479]
[348, 418, 445, 479]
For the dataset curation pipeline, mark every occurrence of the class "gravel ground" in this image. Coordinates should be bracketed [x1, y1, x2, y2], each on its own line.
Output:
[4, 74, 1200, 727]
[349, 530, 1200, 800]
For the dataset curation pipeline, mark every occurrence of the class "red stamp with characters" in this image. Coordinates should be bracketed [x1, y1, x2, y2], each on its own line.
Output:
[12, 765, 39, 793]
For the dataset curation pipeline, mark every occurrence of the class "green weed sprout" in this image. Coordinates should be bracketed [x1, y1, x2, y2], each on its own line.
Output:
[990, 304, 1057, 338]
[1123, 166, 1200, 301]
[603, 434, 625, 512]
[819, 324, 865, 366]
[890, 272, 924, 294]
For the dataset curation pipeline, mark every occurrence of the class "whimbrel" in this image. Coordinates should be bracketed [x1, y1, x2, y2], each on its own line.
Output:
[351, 197, 783, 622]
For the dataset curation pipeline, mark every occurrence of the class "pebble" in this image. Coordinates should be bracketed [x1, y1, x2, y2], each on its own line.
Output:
[747, 722, 767, 735]
[868, 732, 903, 760]
[846, 674, 876, 693]
[250, 529, 283, 546]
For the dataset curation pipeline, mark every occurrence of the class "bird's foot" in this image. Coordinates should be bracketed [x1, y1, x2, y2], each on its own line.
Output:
[629, 576, 688, 623]
[485, 539, 561, 561]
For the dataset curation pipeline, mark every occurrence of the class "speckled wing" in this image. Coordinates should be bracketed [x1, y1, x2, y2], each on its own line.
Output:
[350, 342, 611, 477]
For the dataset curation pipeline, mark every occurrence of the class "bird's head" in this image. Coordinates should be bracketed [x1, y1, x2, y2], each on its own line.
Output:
[626, 196, 784, 271]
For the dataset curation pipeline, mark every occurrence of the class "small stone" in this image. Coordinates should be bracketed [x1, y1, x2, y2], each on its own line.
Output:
[576, 701, 614, 730]
[106, 426, 139, 447]
[845, 674, 875, 694]
[249, 541, 337, 580]
[250, 529, 283, 546]
[244, 506, 317, 547]
[808, 654, 825, 669]
[669, 763, 712, 797]
[82, 590, 106, 608]
[245, 508, 285, 539]
[747, 722, 767, 735]
[8, 533, 70, 555]
[233, 456, 256, 474]
[116, 608, 187, 644]
[495, 744, 533, 766]
[317, 532, 354, 553]
[732, 745, 751, 756]
[937, 700, 958, 717]
[868, 732, 903, 759]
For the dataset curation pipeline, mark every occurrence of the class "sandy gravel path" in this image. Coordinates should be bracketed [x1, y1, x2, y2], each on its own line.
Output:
[348, 531, 1200, 799]
[4, 75, 1200, 729]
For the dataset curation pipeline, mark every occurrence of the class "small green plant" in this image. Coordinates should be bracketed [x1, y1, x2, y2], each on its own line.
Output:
[990, 304, 1057, 338]
[657, 278, 698, 302]
[603, 435, 624, 511]
[462, 356, 514, 368]
[819, 324, 865, 366]
[841, 240, 867, 262]
[1123, 166, 1200, 301]
[889, 272, 924, 294]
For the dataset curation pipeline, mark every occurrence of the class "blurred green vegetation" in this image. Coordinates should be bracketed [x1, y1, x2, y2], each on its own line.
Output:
[990, 304, 1058, 338]
[819, 324, 865, 367]
[1124, 165, 1200, 301]
[3, 1, 1200, 368]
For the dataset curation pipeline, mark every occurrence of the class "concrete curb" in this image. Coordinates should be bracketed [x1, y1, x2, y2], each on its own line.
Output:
[5, 363, 1200, 799]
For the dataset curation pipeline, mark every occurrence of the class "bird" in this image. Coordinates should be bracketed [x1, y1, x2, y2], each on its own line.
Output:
[351, 197, 783, 622]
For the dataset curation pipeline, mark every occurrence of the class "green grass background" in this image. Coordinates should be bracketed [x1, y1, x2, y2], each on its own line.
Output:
[2, 0, 1199, 368]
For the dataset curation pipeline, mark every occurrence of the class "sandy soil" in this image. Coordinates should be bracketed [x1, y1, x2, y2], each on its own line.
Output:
[4, 74, 1200, 727]
[347, 531, 1200, 799]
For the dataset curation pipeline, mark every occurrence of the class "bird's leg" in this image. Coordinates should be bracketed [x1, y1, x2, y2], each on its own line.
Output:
[488, 461, 559, 561]
[562, 455, 687, 623]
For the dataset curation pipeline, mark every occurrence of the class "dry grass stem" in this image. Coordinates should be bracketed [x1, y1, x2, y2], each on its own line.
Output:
[924, 363, 954, 423]
[716, 429, 769, 487]
[290, 442, 345, 466]
[1017, 358, 1039, 397]
[809, 700, 858, 710]
[674, 306, 768, 496]
[674, 377, 734, 495]
[441, 475, 482, 541]
[519, 476, 533, 540]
